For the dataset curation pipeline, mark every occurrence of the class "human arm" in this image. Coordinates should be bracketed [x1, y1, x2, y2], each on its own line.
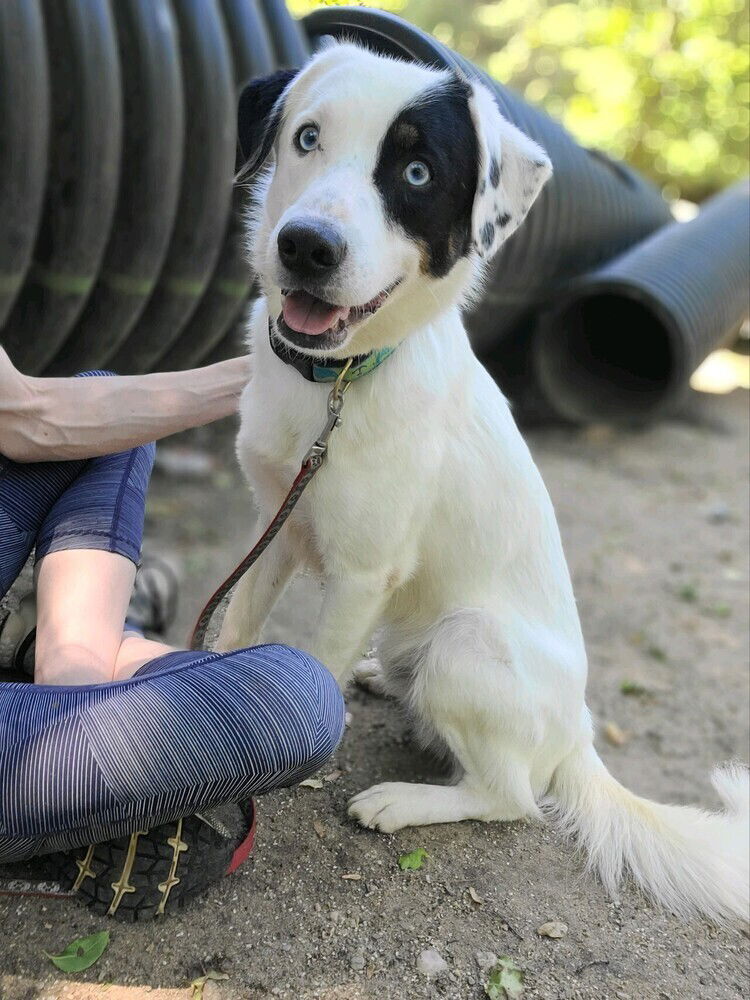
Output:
[0, 347, 250, 462]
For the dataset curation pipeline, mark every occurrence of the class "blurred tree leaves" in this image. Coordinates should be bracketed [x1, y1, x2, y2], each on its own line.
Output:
[288, 0, 749, 201]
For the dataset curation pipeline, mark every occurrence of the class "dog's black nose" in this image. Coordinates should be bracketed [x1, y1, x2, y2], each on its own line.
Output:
[277, 220, 346, 278]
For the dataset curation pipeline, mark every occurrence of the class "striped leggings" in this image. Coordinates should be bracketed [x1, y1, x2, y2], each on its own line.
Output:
[0, 374, 345, 864]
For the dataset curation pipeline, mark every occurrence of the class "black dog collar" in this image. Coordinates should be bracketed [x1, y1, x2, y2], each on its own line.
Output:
[268, 320, 395, 384]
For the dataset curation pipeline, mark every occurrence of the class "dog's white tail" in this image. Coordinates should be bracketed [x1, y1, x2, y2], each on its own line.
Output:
[549, 745, 749, 925]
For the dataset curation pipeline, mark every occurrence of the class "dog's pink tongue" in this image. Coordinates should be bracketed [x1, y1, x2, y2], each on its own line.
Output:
[282, 291, 349, 336]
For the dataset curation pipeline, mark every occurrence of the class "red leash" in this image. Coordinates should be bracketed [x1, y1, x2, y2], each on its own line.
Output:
[190, 363, 352, 651]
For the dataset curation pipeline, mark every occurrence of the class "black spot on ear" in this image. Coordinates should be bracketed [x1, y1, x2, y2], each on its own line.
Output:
[533, 160, 546, 169]
[489, 156, 501, 188]
[496, 212, 512, 228]
[480, 221, 495, 249]
[374, 77, 479, 278]
[237, 69, 297, 174]
[478, 178, 486, 196]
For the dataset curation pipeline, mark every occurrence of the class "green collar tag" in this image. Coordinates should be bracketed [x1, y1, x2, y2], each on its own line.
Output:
[311, 345, 395, 383]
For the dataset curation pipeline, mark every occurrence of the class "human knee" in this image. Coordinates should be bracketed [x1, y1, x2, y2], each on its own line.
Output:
[34, 640, 114, 686]
[222, 644, 345, 775]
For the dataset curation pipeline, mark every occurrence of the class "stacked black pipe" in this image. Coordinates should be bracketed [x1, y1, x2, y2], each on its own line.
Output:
[1, 1, 747, 425]
[0, 0, 279, 377]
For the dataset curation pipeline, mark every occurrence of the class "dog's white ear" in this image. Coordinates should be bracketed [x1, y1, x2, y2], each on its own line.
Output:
[468, 81, 552, 261]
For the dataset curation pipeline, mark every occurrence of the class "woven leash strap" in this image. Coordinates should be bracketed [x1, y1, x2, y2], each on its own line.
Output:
[190, 460, 320, 650]
[190, 364, 352, 651]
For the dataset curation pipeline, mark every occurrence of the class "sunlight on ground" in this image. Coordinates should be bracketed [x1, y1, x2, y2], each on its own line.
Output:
[0, 977, 373, 999]
[690, 348, 750, 394]
[1, 979, 191, 999]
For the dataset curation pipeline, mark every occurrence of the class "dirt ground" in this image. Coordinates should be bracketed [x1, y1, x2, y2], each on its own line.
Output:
[1, 386, 748, 1000]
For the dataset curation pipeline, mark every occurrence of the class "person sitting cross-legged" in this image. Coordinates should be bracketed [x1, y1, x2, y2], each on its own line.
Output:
[0, 349, 345, 919]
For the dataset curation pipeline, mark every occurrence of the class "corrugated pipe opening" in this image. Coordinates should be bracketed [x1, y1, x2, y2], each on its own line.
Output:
[535, 289, 681, 425]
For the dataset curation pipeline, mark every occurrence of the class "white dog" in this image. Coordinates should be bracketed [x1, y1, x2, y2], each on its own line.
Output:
[217, 41, 748, 925]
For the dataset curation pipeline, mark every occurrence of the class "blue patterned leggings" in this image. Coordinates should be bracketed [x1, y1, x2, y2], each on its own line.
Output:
[0, 374, 344, 864]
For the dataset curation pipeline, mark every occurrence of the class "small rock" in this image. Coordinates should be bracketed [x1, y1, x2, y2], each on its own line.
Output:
[603, 721, 628, 747]
[350, 951, 366, 972]
[468, 886, 484, 904]
[154, 446, 215, 479]
[706, 501, 731, 524]
[417, 948, 448, 978]
[537, 920, 568, 939]
[475, 950, 498, 973]
[300, 777, 324, 789]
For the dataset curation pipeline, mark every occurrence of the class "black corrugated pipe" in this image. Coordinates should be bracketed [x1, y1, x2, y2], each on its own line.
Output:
[47, 0, 185, 375]
[2, 0, 123, 375]
[106, 0, 237, 375]
[533, 181, 750, 425]
[0, 0, 49, 330]
[261, 0, 309, 68]
[156, 0, 280, 372]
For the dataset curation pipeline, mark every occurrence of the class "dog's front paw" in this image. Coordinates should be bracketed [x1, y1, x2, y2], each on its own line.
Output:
[352, 655, 387, 696]
[348, 782, 418, 833]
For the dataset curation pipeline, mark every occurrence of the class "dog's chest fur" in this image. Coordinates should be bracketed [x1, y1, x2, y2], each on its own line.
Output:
[237, 303, 466, 583]
[235, 297, 582, 657]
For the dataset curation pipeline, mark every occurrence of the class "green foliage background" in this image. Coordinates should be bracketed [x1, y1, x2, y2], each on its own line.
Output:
[288, 0, 749, 201]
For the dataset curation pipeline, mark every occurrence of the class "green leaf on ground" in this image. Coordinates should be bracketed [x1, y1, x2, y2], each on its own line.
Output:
[620, 679, 648, 696]
[485, 957, 525, 999]
[398, 848, 429, 870]
[704, 603, 731, 619]
[191, 970, 229, 999]
[44, 930, 110, 972]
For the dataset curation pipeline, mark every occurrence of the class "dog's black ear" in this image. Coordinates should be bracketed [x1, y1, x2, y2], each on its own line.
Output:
[237, 69, 297, 174]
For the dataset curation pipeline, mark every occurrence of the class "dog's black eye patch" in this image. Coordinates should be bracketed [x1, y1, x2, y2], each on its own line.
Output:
[373, 77, 478, 278]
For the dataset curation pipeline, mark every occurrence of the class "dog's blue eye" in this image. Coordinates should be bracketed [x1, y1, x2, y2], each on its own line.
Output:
[295, 124, 319, 153]
[403, 160, 431, 186]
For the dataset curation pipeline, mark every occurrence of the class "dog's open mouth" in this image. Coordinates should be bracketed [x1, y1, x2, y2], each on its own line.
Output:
[277, 281, 400, 349]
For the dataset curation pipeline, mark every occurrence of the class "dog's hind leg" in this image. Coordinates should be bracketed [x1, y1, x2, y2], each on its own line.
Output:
[349, 609, 558, 832]
[215, 538, 299, 651]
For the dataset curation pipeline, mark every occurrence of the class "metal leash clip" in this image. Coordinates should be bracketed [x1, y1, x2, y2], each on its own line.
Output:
[303, 358, 353, 469]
